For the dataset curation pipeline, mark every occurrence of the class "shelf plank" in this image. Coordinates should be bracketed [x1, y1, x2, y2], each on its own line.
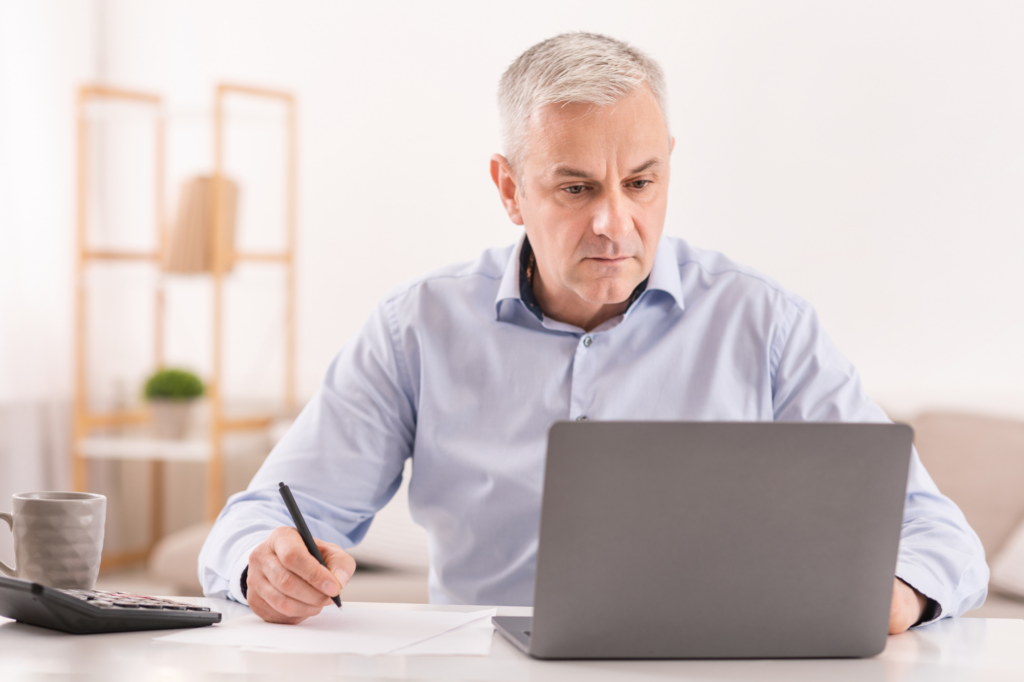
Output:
[80, 436, 211, 462]
[222, 415, 274, 431]
[83, 250, 160, 261]
[83, 410, 150, 428]
[233, 251, 290, 263]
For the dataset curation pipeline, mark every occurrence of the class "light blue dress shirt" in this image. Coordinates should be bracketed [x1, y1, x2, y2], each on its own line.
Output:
[199, 234, 988, 621]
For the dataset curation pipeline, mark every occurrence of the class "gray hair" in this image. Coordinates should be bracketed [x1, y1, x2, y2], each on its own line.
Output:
[498, 32, 669, 172]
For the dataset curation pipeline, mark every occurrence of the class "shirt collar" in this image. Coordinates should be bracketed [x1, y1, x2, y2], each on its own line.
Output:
[640, 235, 685, 313]
[494, 234, 528, 321]
[494, 233, 684, 322]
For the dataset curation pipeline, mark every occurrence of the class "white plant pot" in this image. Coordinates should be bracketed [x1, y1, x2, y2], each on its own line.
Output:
[150, 400, 194, 440]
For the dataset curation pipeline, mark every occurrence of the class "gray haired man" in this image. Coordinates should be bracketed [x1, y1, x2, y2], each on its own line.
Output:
[200, 33, 988, 634]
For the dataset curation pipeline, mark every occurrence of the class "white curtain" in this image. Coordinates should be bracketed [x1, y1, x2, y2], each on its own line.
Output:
[0, 0, 98, 565]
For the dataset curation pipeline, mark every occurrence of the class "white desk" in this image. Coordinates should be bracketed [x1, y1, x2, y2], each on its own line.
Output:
[1, 598, 1022, 681]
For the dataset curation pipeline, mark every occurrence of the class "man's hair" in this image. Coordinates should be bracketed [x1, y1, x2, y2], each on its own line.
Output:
[498, 32, 669, 172]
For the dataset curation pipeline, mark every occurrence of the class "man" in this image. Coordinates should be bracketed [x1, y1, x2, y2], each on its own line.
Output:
[199, 33, 988, 634]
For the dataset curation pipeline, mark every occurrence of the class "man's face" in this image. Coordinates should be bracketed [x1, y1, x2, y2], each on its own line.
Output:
[492, 86, 673, 326]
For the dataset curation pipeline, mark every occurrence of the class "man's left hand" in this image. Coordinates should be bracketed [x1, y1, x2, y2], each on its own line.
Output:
[889, 577, 928, 634]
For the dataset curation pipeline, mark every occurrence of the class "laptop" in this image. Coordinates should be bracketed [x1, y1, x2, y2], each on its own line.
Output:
[493, 421, 913, 659]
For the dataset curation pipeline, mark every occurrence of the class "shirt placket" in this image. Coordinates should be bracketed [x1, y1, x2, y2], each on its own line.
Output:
[569, 333, 597, 422]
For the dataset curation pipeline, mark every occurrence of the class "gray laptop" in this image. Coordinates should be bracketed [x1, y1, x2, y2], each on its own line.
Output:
[493, 421, 913, 659]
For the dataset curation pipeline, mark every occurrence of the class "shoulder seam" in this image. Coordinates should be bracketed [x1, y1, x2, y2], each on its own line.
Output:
[678, 260, 801, 304]
[383, 271, 502, 305]
[381, 296, 418, 414]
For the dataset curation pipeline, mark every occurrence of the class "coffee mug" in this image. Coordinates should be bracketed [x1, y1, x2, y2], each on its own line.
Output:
[0, 492, 106, 589]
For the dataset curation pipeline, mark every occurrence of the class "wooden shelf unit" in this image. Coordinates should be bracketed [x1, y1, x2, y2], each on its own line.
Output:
[72, 83, 297, 568]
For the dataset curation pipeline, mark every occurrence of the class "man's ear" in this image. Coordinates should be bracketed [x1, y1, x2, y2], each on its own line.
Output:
[490, 154, 524, 226]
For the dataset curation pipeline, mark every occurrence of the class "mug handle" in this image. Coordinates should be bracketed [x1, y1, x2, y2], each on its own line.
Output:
[0, 512, 15, 577]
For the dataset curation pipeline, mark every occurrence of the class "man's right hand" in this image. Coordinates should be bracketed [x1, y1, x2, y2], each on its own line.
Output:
[246, 526, 356, 624]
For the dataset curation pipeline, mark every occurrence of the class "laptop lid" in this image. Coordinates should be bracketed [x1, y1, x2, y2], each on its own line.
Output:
[527, 421, 913, 659]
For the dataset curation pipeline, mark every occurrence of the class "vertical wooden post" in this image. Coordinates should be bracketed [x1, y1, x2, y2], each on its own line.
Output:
[154, 113, 166, 368]
[207, 86, 227, 521]
[73, 86, 164, 565]
[151, 111, 167, 551]
[72, 88, 90, 493]
[285, 96, 297, 413]
[150, 460, 165, 548]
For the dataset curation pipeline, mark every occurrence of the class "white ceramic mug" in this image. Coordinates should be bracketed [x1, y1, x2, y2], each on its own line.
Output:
[0, 492, 106, 589]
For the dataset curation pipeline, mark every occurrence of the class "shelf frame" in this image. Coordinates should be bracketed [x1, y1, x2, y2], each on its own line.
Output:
[210, 82, 297, 519]
[72, 82, 298, 567]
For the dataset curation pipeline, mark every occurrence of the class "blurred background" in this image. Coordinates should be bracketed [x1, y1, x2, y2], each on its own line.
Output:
[1, 1, 1022, 607]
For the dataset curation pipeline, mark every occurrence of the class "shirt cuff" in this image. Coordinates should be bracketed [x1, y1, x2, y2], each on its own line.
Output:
[914, 596, 941, 627]
[896, 561, 948, 627]
[228, 547, 256, 606]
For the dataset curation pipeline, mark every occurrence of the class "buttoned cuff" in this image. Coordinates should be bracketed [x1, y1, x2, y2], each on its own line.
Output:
[896, 560, 948, 627]
[914, 596, 941, 626]
[228, 546, 257, 606]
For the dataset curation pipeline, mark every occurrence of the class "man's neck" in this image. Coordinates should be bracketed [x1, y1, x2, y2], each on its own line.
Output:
[531, 272, 630, 332]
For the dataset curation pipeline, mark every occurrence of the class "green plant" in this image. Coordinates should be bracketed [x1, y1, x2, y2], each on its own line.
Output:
[144, 368, 204, 401]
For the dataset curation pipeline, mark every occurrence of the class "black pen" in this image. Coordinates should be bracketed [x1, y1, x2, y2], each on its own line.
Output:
[278, 482, 342, 608]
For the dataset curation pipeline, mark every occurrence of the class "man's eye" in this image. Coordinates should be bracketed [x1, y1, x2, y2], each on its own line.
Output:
[628, 180, 651, 189]
[564, 185, 586, 195]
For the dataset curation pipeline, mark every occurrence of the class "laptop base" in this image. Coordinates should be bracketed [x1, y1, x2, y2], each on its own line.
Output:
[492, 616, 532, 654]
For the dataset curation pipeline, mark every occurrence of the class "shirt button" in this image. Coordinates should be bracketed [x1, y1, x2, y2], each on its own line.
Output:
[582, 335, 593, 347]
[576, 415, 588, 422]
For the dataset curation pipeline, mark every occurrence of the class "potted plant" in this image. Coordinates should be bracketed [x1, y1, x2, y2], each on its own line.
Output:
[144, 368, 204, 439]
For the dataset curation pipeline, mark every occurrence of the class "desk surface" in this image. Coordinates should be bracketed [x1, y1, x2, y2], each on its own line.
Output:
[1, 598, 1022, 681]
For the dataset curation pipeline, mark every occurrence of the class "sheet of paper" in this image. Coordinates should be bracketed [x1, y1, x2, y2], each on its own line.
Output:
[390, 609, 496, 656]
[154, 606, 493, 656]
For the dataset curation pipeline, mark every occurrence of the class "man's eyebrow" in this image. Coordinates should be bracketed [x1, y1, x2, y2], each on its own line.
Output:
[551, 166, 591, 179]
[549, 158, 662, 179]
[628, 158, 661, 175]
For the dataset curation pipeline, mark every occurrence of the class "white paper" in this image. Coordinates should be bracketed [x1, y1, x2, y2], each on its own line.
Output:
[390, 609, 496, 656]
[154, 606, 493, 656]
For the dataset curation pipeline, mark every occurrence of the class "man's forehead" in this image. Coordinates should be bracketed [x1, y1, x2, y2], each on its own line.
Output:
[522, 88, 669, 177]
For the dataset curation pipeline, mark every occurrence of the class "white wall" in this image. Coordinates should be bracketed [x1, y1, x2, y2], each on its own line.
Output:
[25, 0, 1024, 416]
[0, 0, 96, 402]
[0, 0, 98, 564]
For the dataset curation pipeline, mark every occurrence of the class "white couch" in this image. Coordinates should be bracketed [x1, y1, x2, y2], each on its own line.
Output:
[149, 412, 1024, 616]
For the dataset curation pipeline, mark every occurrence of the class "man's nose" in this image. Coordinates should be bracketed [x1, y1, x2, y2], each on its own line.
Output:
[590, 187, 632, 241]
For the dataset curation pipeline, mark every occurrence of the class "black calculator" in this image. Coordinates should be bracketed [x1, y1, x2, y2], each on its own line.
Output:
[0, 575, 221, 634]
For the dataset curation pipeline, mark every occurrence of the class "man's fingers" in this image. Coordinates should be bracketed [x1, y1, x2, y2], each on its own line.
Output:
[271, 527, 341, 597]
[319, 541, 357, 589]
[248, 568, 323, 622]
[248, 589, 305, 625]
[260, 551, 334, 607]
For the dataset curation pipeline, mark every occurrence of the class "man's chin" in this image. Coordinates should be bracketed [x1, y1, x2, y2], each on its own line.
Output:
[572, 280, 640, 307]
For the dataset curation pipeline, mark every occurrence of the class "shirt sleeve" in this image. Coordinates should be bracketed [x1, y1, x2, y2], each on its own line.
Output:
[769, 298, 989, 623]
[198, 297, 417, 603]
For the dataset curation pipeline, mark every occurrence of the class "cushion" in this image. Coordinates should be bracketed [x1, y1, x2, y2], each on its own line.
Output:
[907, 411, 1024, 558]
[345, 459, 430, 571]
[147, 459, 429, 595]
[148, 521, 212, 595]
[991, 519, 1024, 599]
